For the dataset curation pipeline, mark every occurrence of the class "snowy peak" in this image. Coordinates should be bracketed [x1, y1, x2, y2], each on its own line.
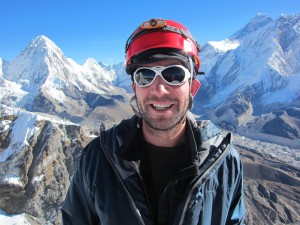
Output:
[3, 35, 66, 91]
[0, 35, 131, 124]
[208, 39, 240, 53]
[13, 35, 65, 72]
[25, 35, 63, 58]
[198, 13, 300, 119]
[249, 13, 273, 26]
[232, 13, 273, 39]
[2, 35, 118, 95]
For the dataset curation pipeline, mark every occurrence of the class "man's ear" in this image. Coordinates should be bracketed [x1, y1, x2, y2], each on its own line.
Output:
[190, 79, 201, 96]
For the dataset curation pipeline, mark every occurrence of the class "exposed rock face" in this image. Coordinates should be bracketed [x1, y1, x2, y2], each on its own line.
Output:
[0, 109, 91, 224]
[235, 139, 300, 225]
[261, 108, 300, 139]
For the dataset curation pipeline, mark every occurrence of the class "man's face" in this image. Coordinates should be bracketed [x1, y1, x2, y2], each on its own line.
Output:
[132, 59, 200, 132]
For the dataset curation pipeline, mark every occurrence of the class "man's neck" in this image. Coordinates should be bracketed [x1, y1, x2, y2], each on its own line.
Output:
[142, 119, 187, 147]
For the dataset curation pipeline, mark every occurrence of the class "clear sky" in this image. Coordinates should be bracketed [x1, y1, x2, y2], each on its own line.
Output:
[0, 0, 299, 65]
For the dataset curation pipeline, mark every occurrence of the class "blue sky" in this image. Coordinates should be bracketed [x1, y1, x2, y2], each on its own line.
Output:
[0, 0, 299, 65]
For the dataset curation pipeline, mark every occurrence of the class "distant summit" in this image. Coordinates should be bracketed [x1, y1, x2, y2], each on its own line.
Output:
[26, 35, 63, 56]
[231, 13, 273, 39]
[197, 13, 300, 139]
[0, 35, 132, 127]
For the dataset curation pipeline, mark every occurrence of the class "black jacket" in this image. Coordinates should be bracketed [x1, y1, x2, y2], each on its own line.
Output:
[62, 115, 246, 225]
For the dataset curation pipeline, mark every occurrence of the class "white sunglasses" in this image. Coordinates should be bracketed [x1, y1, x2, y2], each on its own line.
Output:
[133, 65, 191, 87]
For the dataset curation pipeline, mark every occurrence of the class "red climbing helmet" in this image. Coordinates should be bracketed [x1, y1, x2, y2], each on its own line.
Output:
[125, 18, 201, 76]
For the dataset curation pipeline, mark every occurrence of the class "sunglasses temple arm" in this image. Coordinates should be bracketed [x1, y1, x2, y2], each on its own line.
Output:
[189, 57, 193, 78]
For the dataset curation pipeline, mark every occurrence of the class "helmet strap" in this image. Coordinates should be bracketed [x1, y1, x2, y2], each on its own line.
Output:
[188, 56, 195, 111]
[189, 56, 194, 78]
[129, 92, 142, 118]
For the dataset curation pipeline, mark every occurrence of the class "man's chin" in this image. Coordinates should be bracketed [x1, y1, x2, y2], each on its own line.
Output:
[144, 116, 185, 132]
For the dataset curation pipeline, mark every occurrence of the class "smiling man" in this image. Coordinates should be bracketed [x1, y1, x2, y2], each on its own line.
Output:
[62, 18, 246, 225]
[133, 59, 200, 147]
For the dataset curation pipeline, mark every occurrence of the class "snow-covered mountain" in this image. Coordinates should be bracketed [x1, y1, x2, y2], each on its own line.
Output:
[0, 35, 132, 129]
[196, 13, 300, 139]
[3, 35, 114, 93]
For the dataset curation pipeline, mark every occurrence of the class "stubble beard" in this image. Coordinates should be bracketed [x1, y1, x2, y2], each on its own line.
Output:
[137, 94, 193, 135]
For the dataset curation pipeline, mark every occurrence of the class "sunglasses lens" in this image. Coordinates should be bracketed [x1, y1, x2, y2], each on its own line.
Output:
[135, 68, 156, 86]
[161, 67, 186, 84]
[134, 65, 189, 87]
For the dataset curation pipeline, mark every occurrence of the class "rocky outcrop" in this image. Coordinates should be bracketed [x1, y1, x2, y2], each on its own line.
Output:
[236, 141, 300, 225]
[261, 108, 300, 139]
[0, 110, 91, 224]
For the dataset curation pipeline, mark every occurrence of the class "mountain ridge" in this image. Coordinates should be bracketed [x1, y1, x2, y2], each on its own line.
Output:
[196, 13, 300, 139]
[0, 35, 132, 128]
[0, 13, 300, 224]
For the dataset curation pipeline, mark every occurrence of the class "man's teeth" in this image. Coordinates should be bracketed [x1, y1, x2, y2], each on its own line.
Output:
[152, 104, 171, 109]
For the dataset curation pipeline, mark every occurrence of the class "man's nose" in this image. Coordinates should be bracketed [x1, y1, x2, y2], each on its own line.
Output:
[150, 75, 170, 94]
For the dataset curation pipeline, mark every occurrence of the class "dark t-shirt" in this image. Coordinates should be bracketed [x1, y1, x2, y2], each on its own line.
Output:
[142, 140, 187, 223]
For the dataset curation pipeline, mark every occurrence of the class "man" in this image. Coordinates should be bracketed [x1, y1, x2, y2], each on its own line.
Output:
[62, 18, 246, 225]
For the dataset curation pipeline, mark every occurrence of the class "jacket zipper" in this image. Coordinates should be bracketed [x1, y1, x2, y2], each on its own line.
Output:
[159, 164, 197, 203]
[177, 141, 231, 225]
[133, 163, 156, 225]
[99, 136, 147, 225]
